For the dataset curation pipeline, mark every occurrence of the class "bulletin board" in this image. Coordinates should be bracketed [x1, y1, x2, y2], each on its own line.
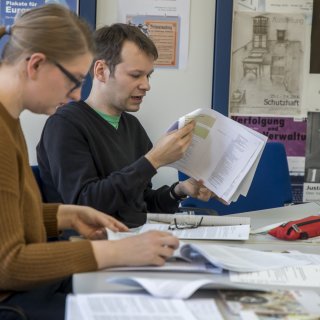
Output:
[212, 0, 320, 203]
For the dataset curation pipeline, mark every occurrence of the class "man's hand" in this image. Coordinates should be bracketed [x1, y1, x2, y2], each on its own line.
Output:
[145, 121, 195, 169]
[174, 178, 229, 204]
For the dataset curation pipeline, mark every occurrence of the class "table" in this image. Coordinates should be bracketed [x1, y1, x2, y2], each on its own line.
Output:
[73, 202, 320, 318]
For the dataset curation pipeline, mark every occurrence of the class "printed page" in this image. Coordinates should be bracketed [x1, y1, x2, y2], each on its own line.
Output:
[167, 108, 267, 203]
[179, 243, 310, 272]
[185, 299, 225, 320]
[67, 293, 198, 320]
[106, 260, 220, 274]
[140, 223, 250, 240]
[230, 265, 320, 287]
[219, 289, 309, 316]
[147, 213, 251, 226]
[106, 277, 216, 299]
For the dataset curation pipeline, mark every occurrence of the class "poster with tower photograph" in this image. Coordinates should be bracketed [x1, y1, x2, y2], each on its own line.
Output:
[229, 11, 306, 117]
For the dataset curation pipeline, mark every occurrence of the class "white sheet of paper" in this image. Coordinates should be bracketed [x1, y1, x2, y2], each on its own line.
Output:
[185, 299, 225, 320]
[140, 223, 250, 240]
[106, 277, 216, 299]
[66, 293, 198, 320]
[179, 244, 310, 272]
[230, 265, 320, 287]
[147, 213, 251, 226]
[293, 290, 320, 314]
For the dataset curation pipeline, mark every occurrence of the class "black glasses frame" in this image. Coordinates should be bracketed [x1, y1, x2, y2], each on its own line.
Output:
[25, 57, 84, 94]
[168, 217, 204, 230]
[53, 61, 83, 93]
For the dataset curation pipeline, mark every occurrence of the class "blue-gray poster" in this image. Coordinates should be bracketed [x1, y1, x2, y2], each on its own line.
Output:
[0, 0, 79, 55]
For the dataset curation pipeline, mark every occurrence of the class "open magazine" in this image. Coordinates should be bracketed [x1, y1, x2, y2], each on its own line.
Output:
[167, 108, 268, 203]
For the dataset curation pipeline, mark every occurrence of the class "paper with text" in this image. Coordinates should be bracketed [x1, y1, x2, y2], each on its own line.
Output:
[147, 213, 251, 226]
[140, 223, 250, 240]
[167, 108, 267, 203]
[66, 293, 198, 320]
[177, 243, 310, 273]
[230, 265, 320, 287]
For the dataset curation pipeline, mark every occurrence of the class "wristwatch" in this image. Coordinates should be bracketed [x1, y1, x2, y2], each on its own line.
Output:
[169, 182, 188, 201]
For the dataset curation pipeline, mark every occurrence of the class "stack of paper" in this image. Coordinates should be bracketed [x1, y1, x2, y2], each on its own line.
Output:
[167, 108, 268, 203]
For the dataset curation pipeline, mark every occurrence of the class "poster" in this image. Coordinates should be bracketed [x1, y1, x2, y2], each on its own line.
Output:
[117, 0, 190, 69]
[127, 15, 180, 68]
[232, 115, 306, 202]
[0, 0, 79, 55]
[229, 11, 306, 116]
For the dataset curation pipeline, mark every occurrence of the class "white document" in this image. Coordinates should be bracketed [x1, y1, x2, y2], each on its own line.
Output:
[186, 299, 225, 320]
[140, 223, 250, 240]
[106, 260, 219, 274]
[167, 108, 267, 203]
[106, 277, 216, 299]
[176, 243, 310, 273]
[230, 265, 320, 287]
[66, 293, 198, 320]
[147, 213, 251, 226]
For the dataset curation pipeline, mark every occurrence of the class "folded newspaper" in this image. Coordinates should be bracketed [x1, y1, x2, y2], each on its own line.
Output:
[167, 108, 268, 204]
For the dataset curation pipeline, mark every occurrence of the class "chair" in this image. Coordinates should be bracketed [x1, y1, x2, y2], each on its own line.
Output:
[31, 165, 46, 202]
[0, 304, 29, 319]
[179, 142, 293, 215]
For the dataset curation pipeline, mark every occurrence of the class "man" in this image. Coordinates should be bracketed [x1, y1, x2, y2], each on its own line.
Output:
[37, 23, 212, 228]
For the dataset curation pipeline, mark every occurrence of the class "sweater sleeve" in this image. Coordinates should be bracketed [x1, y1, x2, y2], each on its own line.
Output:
[42, 203, 60, 238]
[0, 190, 97, 290]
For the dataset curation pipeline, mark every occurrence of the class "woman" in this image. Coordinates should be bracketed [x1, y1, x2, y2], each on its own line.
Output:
[0, 4, 179, 320]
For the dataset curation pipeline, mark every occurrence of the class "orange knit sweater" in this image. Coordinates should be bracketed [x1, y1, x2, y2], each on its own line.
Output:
[0, 103, 97, 301]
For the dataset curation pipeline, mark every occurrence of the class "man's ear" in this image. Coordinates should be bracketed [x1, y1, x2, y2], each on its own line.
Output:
[26, 53, 47, 80]
[94, 60, 110, 82]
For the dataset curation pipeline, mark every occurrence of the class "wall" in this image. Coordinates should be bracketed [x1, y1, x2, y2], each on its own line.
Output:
[21, 0, 215, 189]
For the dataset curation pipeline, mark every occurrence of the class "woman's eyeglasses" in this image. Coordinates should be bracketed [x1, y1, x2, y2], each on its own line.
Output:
[53, 61, 84, 93]
[26, 57, 84, 94]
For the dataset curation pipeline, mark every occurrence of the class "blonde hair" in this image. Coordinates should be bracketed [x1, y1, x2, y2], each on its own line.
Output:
[0, 4, 95, 64]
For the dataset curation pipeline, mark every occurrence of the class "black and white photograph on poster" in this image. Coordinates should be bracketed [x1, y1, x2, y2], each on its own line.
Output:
[229, 12, 306, 116]
[303, 112, 320, 202]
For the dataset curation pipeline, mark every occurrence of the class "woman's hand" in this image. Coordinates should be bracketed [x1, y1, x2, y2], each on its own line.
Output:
[57, 204, 128, 239]
[92, 231, 179, 269]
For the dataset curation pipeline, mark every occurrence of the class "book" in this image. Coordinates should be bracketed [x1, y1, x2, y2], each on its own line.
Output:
[167, 108, 268, 203]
